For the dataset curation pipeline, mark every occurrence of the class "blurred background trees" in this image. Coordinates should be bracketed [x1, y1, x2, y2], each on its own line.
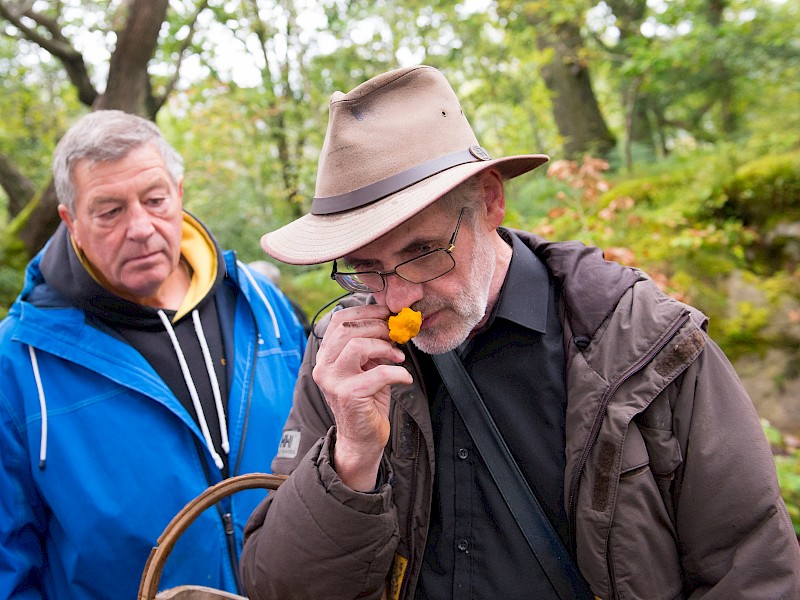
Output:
[1, 0, 799, 528]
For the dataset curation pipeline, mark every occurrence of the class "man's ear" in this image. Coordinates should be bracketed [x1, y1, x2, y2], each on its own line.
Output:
[177, 177, 184, 200]
[57, 204, 79, 246]
[479, 169, 506, 229]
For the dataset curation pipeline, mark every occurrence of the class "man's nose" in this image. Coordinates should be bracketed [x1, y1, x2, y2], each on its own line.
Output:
[126, 203, 156, 240]
[382, 275, 424, 314]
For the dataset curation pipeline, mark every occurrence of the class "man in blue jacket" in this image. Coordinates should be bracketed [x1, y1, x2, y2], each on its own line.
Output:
[0, 110, 307, 599]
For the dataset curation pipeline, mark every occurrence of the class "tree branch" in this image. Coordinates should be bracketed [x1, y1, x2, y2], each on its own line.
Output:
[152, 0, 210, 113]
[99, 0, 169, 116]
[0, 1, 98, 106]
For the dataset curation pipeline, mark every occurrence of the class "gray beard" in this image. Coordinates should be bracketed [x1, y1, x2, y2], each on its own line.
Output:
[411, 232, 496, 355]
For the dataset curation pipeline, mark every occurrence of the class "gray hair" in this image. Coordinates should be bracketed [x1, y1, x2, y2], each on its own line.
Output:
[52, 110, 184, 214]
[436, 174, 483, 224]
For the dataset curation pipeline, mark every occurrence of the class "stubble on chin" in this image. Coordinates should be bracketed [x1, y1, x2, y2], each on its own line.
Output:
[411, 297, 487, 355]
[412, 234, 496, 355]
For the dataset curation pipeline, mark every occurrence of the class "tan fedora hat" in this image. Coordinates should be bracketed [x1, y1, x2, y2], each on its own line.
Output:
[261, 65, 549, 265]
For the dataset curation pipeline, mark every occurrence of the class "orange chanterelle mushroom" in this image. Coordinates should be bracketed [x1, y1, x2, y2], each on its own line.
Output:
[387, 307, 422, 344]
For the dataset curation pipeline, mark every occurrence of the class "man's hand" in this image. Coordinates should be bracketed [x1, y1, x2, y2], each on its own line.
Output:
[312, 304, 413, 491]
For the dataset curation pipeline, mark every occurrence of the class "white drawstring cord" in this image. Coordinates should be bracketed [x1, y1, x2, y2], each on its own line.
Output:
[157, 309, 225, 469]
[237, 260, 282, 344]
[191, 310, 229, 453]
[28, 346, 48, 469]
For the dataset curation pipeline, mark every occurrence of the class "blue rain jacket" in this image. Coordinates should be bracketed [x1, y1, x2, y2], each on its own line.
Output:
[0, 242, 306, 599]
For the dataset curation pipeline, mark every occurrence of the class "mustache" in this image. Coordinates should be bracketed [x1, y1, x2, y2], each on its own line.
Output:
[412, 299, 443, 317]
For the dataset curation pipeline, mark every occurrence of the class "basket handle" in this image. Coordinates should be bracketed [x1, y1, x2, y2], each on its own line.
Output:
[138, 472, 287, 600]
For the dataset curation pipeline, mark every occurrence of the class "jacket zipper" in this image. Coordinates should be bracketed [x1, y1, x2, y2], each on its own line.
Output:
[399, 427, 422, 600]
[195, 442, 241, 594]
[224, 324, 260, 594]
[566, 312, 690, 561]
[223, 512, 243, 592]
[233, 329, 258, 477]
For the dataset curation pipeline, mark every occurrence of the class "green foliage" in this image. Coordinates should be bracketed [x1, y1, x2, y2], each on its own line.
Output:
[508, 145, 799, 367]
[1, 1, 799, 445]
[717, 301, 772, 355]
[0, 265, 21, 319]
[0, 199, 39, 317]
[282, 264, 345, 322]
[0, 34, 81, 193]
[763, 420, 800, 536]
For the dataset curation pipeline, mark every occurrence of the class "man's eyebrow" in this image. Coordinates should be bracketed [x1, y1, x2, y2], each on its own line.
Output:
[141, 175, 172, 192]
[88, 176, 171, 203]
[87, 196, 121, 211]
[398, 231, 445, 254]
[342, 256, 372, 270]
[85, 177, 174, 214]
[344, 232, 444, 269]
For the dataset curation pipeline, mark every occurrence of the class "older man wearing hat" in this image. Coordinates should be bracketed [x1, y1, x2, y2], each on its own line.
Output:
[240, 66, 800, 600]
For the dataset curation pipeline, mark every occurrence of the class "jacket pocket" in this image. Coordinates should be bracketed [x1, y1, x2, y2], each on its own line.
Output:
[637, 423, 682, 477]
[608, 423, 684, 600]
[637, 422, 683, 528]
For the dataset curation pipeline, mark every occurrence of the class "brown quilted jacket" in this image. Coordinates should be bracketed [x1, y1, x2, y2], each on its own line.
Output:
[241, 231, 800, 600]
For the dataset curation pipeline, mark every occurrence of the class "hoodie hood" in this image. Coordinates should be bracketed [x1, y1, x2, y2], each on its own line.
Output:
[38, 211, 225, 328]
[34, 211, 231, 471]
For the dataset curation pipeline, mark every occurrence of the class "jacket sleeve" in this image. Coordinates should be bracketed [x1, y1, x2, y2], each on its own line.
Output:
[240, 335, 401, 600]
[0, 356, 46, 600]
[674, 338, 800, 598]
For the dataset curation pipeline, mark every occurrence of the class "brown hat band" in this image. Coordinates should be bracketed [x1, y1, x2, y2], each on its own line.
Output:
[311, 146, 492, 215]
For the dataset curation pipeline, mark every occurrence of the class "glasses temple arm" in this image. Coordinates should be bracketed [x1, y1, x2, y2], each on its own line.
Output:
[448, 207, 466, 248]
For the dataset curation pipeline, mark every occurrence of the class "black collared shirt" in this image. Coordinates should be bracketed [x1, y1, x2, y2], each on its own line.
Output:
[415, 230, 568, 599]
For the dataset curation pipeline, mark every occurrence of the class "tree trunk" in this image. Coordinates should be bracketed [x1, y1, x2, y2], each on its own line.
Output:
[536, 21, 616, 159]
[605, 0, 656, 165]
[97, 0, 169, 117]
[17, 181, 59, 260]
[14, 0, 170, 257]
[0, 150, 36, 217]
[706, 0, 737, 133]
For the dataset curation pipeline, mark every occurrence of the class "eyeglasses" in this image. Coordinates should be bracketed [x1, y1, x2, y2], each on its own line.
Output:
[331, 208, 466, 294]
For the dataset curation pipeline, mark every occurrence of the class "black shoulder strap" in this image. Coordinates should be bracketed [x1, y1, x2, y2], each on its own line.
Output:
[432, 350, 593, 600]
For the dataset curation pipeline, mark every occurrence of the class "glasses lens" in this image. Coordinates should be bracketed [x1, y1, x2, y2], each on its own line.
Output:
[395, 249, 455, 284]
[334, 272, 384, 293]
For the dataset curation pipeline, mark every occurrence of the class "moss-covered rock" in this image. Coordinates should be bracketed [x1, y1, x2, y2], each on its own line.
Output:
[721, 151, 800, 228]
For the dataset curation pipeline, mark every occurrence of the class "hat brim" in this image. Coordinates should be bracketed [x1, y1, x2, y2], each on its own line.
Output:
[261, 154, 549, 265]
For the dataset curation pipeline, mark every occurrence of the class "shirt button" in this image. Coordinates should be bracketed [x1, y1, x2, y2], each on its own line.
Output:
[457, 448, 469, 460]
[457, 539, 470, 552]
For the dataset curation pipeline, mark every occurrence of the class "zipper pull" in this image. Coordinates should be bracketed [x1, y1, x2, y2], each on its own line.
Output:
[223, 512, 234, 536]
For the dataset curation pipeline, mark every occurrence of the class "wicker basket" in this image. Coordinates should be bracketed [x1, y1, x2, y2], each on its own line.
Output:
[138, 472, 287, 600]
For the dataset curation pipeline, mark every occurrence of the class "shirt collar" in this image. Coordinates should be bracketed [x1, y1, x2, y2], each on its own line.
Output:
[491, 228, 550, 334]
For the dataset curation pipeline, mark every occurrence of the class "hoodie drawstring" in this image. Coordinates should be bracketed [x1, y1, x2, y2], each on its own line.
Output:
[237, 260, 282, 345]
[191, 310, 229, 454]
[157, 309, 226, 469]
[27, 264, 281, 473]
[28, 346, 48, 470]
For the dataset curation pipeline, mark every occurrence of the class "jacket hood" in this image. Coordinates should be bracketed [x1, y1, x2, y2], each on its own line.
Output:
[37, 211, 225, 328]
[512, 230, 642, 340]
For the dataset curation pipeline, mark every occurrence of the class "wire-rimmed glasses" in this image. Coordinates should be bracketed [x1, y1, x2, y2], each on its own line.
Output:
[308, 207, 466, 340]
[330, 208, 466, 294]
